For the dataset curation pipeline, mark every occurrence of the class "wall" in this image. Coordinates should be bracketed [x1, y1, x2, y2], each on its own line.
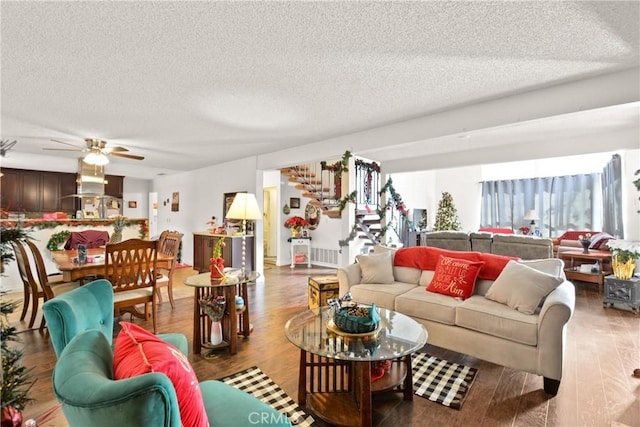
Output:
[122, 177, 150, 219]
[151, 157, 263, 280]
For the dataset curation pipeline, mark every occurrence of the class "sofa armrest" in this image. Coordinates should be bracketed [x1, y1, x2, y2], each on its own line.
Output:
[536, 280, 575, 380]
[337, 263, 362, 296]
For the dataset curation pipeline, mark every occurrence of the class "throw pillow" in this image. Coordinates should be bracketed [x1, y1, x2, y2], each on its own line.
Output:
[485, 260, 564, 314]
[356, 251, 395, 284]
[589, 232, 613, 250]
[426, 255, 485, 300]
[114, 322, 208, 427]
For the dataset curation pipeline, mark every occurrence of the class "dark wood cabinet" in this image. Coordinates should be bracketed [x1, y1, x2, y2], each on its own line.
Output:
[105, 175, 124, 199]
[193, 233, 254, 273]
[0, 168, 79, 214]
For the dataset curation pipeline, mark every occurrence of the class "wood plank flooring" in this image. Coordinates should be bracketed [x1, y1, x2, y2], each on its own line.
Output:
[5, 265, 640, 427]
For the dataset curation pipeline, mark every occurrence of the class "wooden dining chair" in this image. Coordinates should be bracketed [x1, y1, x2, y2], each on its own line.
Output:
[24, 239, 81, 332]
[11, 240, 78, 330]
[104, 238, 158, 333]
[11, 240, 40, 328]
[155, 230, 183, 308]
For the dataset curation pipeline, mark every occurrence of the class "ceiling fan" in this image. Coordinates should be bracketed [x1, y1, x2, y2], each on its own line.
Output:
[45, 138, 144, 164]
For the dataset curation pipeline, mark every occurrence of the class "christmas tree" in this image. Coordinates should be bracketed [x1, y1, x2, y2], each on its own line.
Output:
[433, 192, 461, 231]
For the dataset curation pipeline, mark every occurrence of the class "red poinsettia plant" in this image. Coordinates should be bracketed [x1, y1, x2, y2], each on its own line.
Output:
[284, 216, 309, 229]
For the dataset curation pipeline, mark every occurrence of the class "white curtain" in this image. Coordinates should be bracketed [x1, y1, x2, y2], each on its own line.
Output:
[481, 173, 601, 237]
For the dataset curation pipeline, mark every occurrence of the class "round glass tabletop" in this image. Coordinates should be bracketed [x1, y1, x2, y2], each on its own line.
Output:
[184, 270, 260, 288]
[284, 307, 428, 362]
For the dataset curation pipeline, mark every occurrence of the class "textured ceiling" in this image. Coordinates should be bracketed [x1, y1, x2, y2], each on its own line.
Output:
[1, 1, 639, 178]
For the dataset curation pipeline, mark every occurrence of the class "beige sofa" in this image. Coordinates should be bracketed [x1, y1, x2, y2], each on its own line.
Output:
[337, 246, 575, 395]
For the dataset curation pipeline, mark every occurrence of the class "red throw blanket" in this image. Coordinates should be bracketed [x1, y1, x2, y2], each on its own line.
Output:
[64, 230, 110, 249]
[393, 246, 518, 281]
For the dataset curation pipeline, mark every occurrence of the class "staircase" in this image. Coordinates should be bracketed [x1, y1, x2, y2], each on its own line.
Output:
[281, 156, 412, 249]
[280, 164, 342, 218]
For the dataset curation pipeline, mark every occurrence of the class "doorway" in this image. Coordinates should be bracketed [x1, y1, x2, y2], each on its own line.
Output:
[263, 187, 278, 262]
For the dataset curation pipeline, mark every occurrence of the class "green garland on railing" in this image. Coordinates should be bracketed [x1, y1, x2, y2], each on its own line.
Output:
[337, 174, 413, 247]
[337, 191, 358, 213]
[321, 150, 352, 173]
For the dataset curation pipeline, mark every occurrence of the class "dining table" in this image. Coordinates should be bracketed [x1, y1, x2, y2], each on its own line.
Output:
[51, 247, 175, 282]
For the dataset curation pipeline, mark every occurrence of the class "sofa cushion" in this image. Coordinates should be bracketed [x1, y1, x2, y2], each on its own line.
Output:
[114, 322, 208, 427]
[348, 283, 418, 310]
[518, 258, 565, 277]
[426, 256, 484, 300]
[455, 296, 538, 346]
[395, 286, 462, 325]
[485, 260, 564, 314]
[393, 266, 422, 284]
[356, 251, 394, 284]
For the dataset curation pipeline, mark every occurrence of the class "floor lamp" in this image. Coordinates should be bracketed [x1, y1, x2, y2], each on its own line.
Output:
[226, 193, 261, 279]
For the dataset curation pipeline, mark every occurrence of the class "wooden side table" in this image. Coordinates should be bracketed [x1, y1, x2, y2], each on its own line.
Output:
[184, 272, 258, 355]
[559, 250, 612, 292]
[603, 275, 640, 313]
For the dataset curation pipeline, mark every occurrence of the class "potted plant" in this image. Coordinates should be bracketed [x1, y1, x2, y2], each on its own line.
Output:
[1, 225, 35, 426]
[1, 301, 35, 427]
[0, 227, 30, 274]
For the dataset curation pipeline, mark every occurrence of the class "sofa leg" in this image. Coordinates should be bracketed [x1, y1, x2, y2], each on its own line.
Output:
[544, 377, 560, 395]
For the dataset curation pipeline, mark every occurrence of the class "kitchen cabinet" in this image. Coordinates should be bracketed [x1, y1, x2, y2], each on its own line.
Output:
[104, 175, 124, 199]
[193, 233, 254, 273]
[0, 168, 78, 214]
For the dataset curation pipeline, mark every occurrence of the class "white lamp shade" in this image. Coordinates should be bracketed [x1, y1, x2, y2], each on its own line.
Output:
[226, 193, 261, 220]
[523, 210, 538, 220]
[84, 151, 109, 166]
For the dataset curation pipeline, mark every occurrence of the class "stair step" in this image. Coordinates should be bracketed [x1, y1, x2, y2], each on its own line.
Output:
[324, 210, 342, 218]
[355, 209, 379, 216]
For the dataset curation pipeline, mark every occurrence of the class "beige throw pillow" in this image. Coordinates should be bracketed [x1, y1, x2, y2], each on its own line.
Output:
[356, 251, 395, 284]
[485, 260, 563, 314]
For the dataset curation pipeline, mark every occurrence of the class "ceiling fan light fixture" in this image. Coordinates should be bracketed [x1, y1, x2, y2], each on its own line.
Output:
[83, 151, 109, 166]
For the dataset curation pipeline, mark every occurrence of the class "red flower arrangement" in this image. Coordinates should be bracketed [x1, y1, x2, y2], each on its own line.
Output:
[284, 216, 309, 229]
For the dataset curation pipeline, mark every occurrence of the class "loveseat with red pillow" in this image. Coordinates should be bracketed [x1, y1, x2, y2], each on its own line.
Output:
[553, 231, 613, 256]
[337, 245, 575, 396]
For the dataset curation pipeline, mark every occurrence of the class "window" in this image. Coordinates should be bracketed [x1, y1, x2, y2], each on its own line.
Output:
[480, 173, 601, 237]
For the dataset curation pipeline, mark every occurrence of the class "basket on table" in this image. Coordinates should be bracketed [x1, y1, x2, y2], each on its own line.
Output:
[333, 302, 380, 334]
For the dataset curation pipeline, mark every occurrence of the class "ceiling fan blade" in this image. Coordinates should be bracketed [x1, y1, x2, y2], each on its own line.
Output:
[110, 152, 144, 161]
[105, 146, 129, 153]
[43, 148, 84, 152]
[51, 138, 84, 150]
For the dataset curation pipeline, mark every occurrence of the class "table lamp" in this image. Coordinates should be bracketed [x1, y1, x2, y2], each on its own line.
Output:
[226, 193, 261, 279]
[524, 210, 538, 235]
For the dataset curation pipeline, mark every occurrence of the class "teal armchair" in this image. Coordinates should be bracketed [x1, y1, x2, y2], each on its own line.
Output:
[43, 279, 291, 427]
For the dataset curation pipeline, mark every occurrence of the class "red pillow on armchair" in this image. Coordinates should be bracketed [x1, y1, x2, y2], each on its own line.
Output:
[114, 322, 208, 427]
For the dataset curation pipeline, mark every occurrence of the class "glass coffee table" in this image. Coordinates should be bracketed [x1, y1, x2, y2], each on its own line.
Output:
[285, 307, 427, 427]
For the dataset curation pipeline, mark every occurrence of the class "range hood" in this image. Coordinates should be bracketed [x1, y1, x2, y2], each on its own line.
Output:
[77, 159, 106, 196]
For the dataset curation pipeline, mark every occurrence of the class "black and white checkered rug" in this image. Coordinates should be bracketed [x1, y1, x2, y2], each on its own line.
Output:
[218, 366, 317, 426]
[412, 353, 478, 410]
